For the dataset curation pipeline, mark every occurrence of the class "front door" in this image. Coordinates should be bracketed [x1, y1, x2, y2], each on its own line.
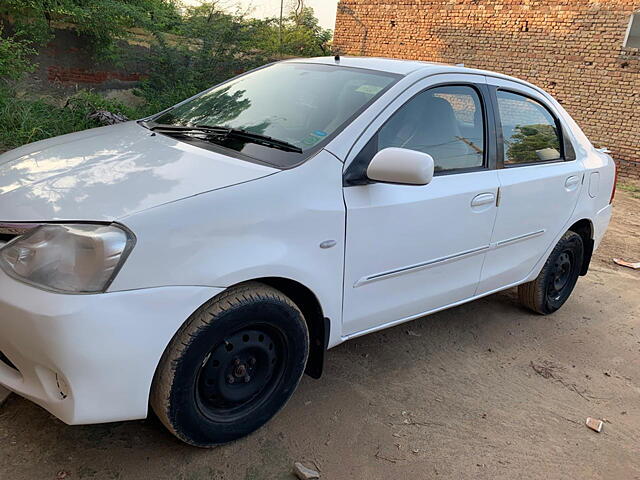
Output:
[342, 79, 499, 336]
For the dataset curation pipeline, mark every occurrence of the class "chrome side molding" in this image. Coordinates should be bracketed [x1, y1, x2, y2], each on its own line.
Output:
[354, 245, 490, 287]
[354, 229, 547, 288]
[495, 229, 545, 248]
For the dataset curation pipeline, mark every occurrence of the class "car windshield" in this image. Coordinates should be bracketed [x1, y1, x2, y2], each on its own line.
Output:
[150, 62, 400, 168]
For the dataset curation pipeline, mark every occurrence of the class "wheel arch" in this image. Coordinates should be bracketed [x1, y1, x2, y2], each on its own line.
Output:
[254, 277, 329, 379]
[151, 277, 331, 392]
[568, 218, 594, 276]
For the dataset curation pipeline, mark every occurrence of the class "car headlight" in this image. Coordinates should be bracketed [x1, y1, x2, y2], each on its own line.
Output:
[0, 223, 135, 294]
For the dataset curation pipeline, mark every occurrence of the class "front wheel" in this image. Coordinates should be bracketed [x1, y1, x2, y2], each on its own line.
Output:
[518, 231, 584, 315]
[150, 282, 309, 447]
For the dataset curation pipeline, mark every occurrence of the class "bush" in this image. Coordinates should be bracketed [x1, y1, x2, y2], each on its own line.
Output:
[0, 88, 141, 152]
[0, 25, 35, 81]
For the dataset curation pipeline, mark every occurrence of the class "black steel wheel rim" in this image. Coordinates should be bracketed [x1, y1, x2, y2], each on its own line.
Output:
[195, 325, 287, 422]
[547, 249, 575, 304]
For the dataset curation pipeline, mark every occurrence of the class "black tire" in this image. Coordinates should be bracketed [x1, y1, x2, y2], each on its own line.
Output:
[150, 282, 309, 447]
[518, 231, 584, 315]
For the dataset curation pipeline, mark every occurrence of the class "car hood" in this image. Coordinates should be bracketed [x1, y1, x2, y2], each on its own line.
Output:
[0, 122, 278, 222]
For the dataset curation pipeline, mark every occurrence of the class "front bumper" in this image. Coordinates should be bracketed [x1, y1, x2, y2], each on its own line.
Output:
[0, 271, 221, 424]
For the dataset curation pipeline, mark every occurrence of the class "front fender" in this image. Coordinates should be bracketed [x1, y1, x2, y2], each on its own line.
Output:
[110, 151, 346, 344]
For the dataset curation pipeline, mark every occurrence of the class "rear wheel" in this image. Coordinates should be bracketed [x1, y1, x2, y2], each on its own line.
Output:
[518, 231, 584, 315]
[151, 282, 309, 447]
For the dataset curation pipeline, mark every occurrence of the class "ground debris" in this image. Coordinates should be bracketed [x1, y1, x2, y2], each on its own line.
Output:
[374, 446, 403, 464]
[530, 360, 558, 379]
[87, 110, 129, 126]
[613, 258, 640, 269]
[530, 361, 591, 401]
[293, 462, 320, 480]
[406, 330, 421, 337]
[586, 417, 604, 433]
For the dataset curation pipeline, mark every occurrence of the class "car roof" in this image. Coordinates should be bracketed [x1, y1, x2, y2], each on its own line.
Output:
[283, 55, 444, 75]
[283, 56, 542, 93]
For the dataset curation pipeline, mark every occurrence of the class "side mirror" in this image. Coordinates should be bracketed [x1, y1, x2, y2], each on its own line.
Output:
[366, 148, 435, 186]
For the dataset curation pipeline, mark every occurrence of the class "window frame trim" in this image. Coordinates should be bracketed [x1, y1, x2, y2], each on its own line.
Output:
[489, 86, 573, 169]
[343, 81, 497, 186]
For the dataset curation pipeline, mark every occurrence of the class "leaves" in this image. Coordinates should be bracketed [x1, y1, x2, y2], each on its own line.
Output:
[2, 0, 183, 54]
[0, 26, 36, 81]
[135, 3, 332, 114]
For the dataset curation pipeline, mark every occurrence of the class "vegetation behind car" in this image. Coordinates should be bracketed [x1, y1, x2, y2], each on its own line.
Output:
[0, 0, 332, 152]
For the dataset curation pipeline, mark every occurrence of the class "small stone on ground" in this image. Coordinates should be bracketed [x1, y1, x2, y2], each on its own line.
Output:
[293, 462, 320, 480]
[586, 417, 604, 433]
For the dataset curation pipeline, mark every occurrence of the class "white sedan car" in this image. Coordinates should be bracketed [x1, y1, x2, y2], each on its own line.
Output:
[0, 57, 615, 446]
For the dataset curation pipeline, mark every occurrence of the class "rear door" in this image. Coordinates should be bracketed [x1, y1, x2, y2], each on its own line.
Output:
[477, 78, 585, 294]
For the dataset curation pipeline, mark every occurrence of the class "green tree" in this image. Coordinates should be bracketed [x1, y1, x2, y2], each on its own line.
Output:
[506, 124, 560, 164]
[136, 1, 272, 112]
[1, 0, 182, 55]
[282, 6, 332, 56]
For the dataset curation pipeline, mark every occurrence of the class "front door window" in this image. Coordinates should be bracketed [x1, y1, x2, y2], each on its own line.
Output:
[376, 85, 485, 172]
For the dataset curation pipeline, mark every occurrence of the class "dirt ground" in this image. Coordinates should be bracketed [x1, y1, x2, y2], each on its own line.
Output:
[1, 190, 639, 480]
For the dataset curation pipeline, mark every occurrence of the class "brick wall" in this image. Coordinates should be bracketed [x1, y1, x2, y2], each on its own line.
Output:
[30, 27, 150, 92]
[334, 0, 640, 181]
[46, 66, 146, 85]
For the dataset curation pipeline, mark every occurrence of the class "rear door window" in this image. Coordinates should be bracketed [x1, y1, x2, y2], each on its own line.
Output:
[496, 90, 562, 165]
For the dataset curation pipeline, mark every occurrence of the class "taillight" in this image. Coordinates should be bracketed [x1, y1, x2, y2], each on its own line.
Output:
[610, 161, 618, 204]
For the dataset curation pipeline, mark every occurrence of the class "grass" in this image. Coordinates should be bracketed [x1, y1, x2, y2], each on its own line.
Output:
[619, 183, 640, 199]
[0, 88, 144, 153]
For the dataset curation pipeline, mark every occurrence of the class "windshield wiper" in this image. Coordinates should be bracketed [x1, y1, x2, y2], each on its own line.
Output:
[149, 124, 303, 154]
[198, 125, 304, 154]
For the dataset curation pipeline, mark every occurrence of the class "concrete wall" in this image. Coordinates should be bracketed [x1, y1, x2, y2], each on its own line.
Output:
[334, 0, 640, 181]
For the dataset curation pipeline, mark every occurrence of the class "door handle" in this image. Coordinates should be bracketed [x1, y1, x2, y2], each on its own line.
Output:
[565, 175, 580, 190]
[471, 193, 496, 207]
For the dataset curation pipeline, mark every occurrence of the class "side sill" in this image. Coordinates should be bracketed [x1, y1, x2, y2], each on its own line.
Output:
[342, 277, 529, 342]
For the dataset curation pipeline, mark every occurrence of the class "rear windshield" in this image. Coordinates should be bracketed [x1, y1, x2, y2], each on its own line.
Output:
[151, 62, 400, 168]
